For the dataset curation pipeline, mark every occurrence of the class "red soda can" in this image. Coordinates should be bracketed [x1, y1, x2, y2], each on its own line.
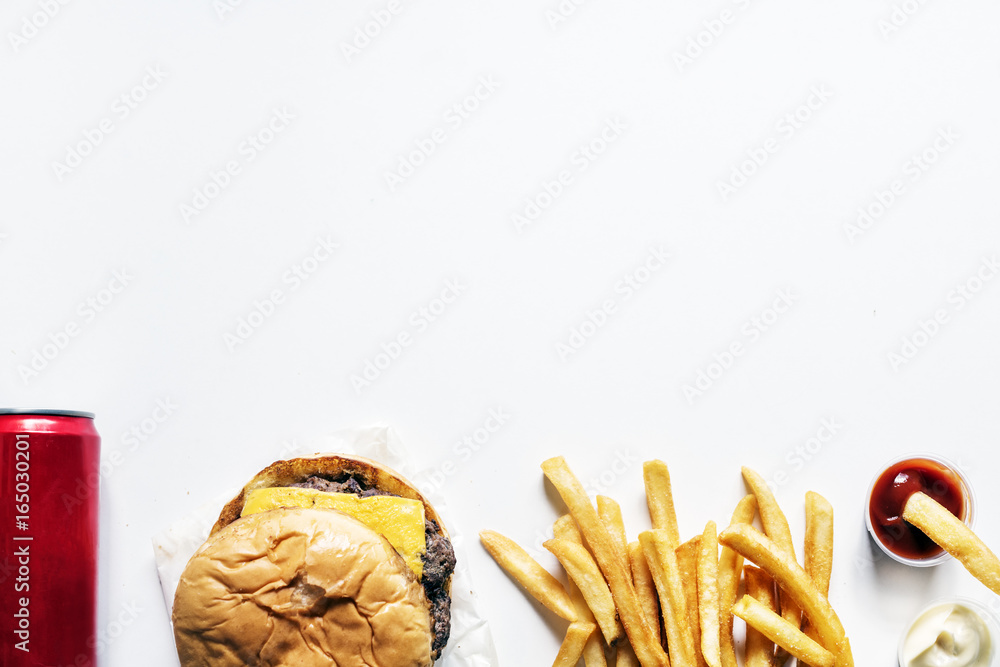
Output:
[0, 409, 100, 667]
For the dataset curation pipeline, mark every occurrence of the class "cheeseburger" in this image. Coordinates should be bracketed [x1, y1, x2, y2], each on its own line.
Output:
[172, 455, 456, 666]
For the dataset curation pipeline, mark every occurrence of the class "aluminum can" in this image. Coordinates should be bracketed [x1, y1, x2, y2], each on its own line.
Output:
[0, 409, 100, 667]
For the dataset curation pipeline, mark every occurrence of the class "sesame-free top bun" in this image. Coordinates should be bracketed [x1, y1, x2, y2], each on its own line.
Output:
[210, 454, 448, 538]
[172, 507, 433, 667]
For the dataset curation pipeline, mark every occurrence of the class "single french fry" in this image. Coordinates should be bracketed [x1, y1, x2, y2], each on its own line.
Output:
[719, 494, 757, 667]
[630, 540, 662, 645]
[555, 622, 598, 667]
[546, 538, 623, 645]
[543, 457, 668, 667]
[733, 596, 834, 667]
[741, 468, 801, 635]
[718, 524, 853, 667]
[805, 492, 834, 596]
[676, 537, 706, 667]
[698, 521, 721, 667]
[903, 491, 1000, 595]
[744, 565, 777, 667]
[643, 460, 680, 548]
[803, 491, 835, 652]
[641, 529, 697, 667]
[480, 530, 577, 621]
[599, 495, 630, 568]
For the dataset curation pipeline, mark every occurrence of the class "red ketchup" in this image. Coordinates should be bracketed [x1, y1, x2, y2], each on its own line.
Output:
[868, 457, 965, 560]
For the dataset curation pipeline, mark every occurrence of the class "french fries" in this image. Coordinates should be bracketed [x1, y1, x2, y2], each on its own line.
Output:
[599, 495, 630, 571]
[805, 491, 834, 596]
[718, 524, 853, 667]
[481, 456, 850, 667]
[743, 565, 778, 667]
[640, 530, 697, 667]
[643, 460, 680, 548]
[741, 468, 800, 634]
[803, 491, 834, 651]
[554, 622, 597, 667]
[719, 494, 756, 667]
[675, 537, 706, 667]
[697, 521, 721, 667]
[903, 491, 1000, 595]
[557, 515, 608, 667]
[629, 541, 662, 645]
[732, 596, 835, 667]
[545, 538, 623, 644]
[479, 529, 577, 621]
[543, 457, 669, 667]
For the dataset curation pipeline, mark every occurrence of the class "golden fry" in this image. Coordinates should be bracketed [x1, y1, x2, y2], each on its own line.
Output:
[630, 541, 662, 646]
[675, 537, 705, 667]
[733, 596, 834, 667]
[805, 491, 834, 596]
[546, 538, 622, 645]
[903, 491, 1000, 595]
[554, 622, 598, 667]
[698, 521, 721, 667]
[719, 494, 756, 667]
[741, 468, 800, 633]
[543, 457, 668, 667]
[640, 529, 697, 667]
[479, 529, 577, 621]
[718, 524, 853, 667]
[599, 495, 630, 571]
[803, 491, 835, 650]
[744, 565, 777, 667]
[643, 460, 681, 548]
[554, 513, 584, 545]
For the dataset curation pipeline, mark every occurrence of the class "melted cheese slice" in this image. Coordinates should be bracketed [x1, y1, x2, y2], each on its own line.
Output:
[242, 487, 426, 578]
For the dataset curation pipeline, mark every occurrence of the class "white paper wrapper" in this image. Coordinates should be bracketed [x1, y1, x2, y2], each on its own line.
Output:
[152, 426, 499, 666]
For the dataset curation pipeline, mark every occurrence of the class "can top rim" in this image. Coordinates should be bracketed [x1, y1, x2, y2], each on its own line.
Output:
[0, 408, 95, 419]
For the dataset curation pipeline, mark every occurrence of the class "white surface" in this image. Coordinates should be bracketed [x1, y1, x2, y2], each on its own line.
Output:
[1, 1, 1000, 665]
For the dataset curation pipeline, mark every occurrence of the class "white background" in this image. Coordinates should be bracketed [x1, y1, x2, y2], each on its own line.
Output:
[2, 0, 1000, 664]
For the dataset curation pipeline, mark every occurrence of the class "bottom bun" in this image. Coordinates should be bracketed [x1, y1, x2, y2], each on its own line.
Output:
[173, 507, 434, 667]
